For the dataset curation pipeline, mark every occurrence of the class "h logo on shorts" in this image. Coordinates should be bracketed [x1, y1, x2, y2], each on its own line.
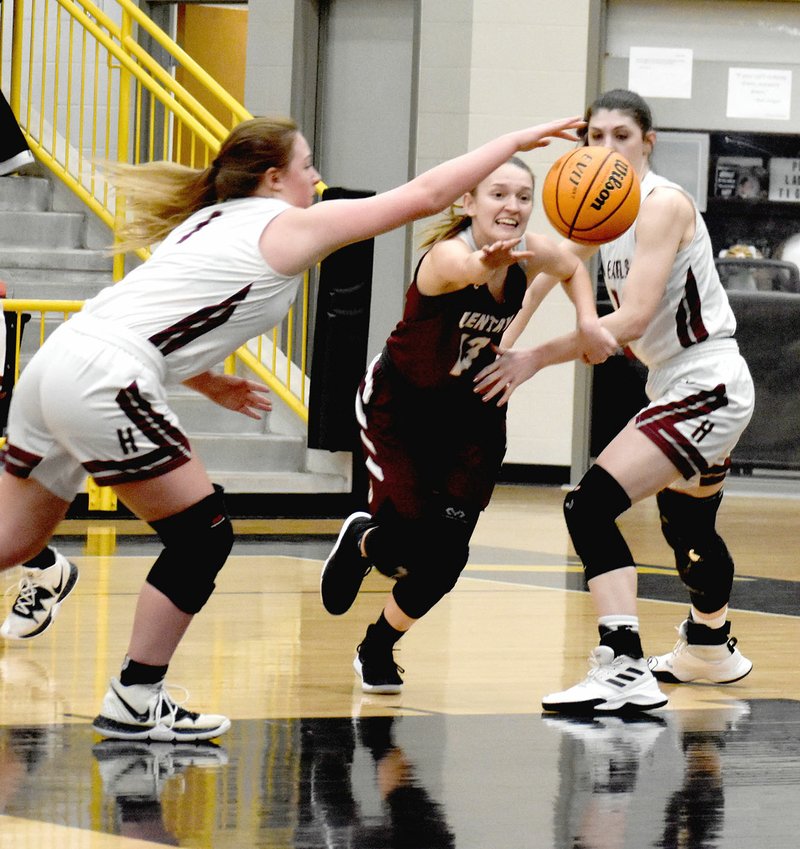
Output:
[691, 419, 715, 443]
[117, 427, 138, 455]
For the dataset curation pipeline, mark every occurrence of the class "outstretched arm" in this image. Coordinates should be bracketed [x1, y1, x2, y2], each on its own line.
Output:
[476, 186, 694, 406]
[500, 274, 560, 349]
[417, 237, 535, 295]
[262, 116, 586, 276]
[559, 251, 618, 364]
[501, 235, 616, 363]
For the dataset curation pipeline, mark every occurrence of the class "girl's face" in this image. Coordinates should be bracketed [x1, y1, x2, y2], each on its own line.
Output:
[463, 162, 534, 246]
[585, 108, 654, 175]
[273, 133, 321, 208]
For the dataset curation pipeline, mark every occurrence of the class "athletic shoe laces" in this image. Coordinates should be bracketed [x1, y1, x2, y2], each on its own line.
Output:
[586, 646, 646, 686]
[586, 645, 615, 677]
[152, 684, 199, 726]
[669, 630, 690, 656]
[5, 575, 39, 616]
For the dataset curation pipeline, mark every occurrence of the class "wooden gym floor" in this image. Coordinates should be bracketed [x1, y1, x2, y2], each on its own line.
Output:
[0, 482, 798, 848]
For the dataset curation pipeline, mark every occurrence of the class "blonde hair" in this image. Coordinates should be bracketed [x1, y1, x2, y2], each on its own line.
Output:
[418, 155, 534, 249]
[109, 116, 299, 252]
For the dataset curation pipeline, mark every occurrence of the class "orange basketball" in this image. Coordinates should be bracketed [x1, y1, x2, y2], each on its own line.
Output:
[541, 146, 640, 245]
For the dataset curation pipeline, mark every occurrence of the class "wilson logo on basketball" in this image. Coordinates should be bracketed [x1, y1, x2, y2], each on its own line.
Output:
[589, 159, 631, 210]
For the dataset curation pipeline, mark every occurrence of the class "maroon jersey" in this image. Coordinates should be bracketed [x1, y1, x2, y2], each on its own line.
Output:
[384, 255, 527, 392]
[359, 250, 528, 517]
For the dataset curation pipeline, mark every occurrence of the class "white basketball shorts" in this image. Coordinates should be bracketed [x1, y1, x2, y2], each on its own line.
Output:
[636, 338, 755, 489]
[2, 314, 191, 501]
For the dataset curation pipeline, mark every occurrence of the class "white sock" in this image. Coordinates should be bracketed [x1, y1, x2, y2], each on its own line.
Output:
[690, 607, 727, 630]
[598, 614, 639, 632]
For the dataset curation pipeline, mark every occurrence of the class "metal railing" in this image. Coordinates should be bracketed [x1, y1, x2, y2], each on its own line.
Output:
[0, 0, 312, 418]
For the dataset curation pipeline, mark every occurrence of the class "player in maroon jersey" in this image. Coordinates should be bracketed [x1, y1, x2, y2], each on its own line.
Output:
[321, 157, 617, 693]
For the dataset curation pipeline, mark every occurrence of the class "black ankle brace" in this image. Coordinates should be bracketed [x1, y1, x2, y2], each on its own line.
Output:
[363, 614, 404, 650]
[686, 619, 731, 645]
[599, 624, 644, 659]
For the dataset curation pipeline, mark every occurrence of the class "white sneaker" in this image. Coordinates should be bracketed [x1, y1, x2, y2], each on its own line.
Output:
[1, 552, 79, 640]
[648, 620, 752, 684]
[92, 677, 231, 742]
[542, 646, 668, 714]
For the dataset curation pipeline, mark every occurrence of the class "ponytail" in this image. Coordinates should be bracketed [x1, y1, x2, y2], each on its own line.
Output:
[108, 116, 299, 253]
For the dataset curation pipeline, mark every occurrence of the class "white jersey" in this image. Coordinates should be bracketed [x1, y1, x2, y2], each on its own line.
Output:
[599, 171, 736, 369]
[0, 307, 5, 392]
[81, 196, 302, 382]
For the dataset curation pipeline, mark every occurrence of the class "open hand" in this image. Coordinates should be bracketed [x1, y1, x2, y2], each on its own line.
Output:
[186, 372, 272, 419]
[515, 116, 586, 152]
[480, 239, 536, 269]
[473, 345, 541, 406]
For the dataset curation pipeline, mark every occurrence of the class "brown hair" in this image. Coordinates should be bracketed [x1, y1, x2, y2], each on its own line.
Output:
[418, 155, 534, 249]
[109, 116, 299, 252]
[578, 89, 654, 143]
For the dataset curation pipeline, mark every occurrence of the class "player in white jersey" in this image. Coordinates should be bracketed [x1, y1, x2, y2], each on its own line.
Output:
[475, 89, 755, 714]
[0, 113, 588, 740]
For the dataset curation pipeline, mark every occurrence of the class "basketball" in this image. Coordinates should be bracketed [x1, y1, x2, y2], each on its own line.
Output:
[541, 146, 640, 245]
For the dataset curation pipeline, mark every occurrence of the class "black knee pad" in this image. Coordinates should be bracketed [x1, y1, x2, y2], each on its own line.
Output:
[656, 488, 734, 612]
[147, 484, 233, 614]
[657, 487, 723, 552]
[563, 465, 633, 581]
[391, 500, 478, 620]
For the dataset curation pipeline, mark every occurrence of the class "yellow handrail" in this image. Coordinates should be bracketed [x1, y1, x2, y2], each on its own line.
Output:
[235, 347, 309, 424]
[1, 0, 318, 422]
[0, 2, 329, 510]
[110, 0, 251, 126]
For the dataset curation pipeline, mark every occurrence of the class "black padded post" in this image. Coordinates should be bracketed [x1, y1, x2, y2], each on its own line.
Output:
[307, 187, 375, 454]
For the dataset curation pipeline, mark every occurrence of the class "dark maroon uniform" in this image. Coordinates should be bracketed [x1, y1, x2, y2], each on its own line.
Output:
[357, 249, 527, 521]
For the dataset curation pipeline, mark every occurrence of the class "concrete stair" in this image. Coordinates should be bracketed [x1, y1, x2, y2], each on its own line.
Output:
[167, 385, 351, 494]
[0, 174, 114, 300]
[0, 170, 351, 497]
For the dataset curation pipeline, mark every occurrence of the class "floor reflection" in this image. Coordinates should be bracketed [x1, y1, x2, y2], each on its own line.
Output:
[545, 713, 670, 849]
[0, 703, 798, 847]
[659, 703, 749, 849]
[545, 700, 790, 849]
[92, 740, 229, 846]
[300, 716, 456, 848]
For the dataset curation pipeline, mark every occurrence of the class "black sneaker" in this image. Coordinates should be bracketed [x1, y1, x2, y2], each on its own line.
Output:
[320, 512, 374, 615]
[353, 640, 404, 695]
